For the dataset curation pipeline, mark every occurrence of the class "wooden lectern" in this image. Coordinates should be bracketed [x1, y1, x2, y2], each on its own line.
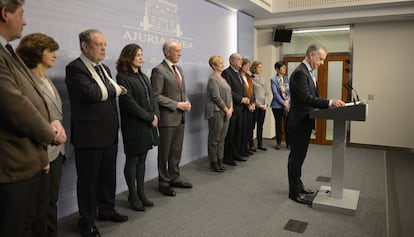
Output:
[309, 102, 367, 215]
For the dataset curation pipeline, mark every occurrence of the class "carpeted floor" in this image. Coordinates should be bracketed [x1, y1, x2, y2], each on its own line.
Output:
[59, 141, 388, 236]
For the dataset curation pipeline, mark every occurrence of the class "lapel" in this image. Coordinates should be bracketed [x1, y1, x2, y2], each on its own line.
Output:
[33, 73, 63, 116]
[1, 47, 48, 102]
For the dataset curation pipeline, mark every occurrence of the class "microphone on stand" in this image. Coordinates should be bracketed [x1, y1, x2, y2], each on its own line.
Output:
[346, 82, 360, 102]
[343, 82, 356, 104]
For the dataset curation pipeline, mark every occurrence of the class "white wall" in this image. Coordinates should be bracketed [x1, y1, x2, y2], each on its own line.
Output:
[256, 20, 414, 149]
[351, 20, 414, 148]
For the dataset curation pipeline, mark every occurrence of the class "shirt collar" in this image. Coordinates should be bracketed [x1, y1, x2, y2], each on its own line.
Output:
[0, 36, 10, 51]
[303, 59, 313, 73]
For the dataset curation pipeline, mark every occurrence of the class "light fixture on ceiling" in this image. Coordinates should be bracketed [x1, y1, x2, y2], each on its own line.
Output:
[293, 26, 350, 34]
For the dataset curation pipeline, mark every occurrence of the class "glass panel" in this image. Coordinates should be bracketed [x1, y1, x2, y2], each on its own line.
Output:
[287, 62, 301, 78]
[326, 61, 343, 141]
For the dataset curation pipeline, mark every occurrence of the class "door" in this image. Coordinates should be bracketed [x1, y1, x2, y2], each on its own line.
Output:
[284, 54, 349, 145]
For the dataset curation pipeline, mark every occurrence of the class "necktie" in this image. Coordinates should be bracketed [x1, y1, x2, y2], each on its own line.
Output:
[172, 65, 182, 89]
[237, 72, 243, 84]
[5, 44, 15, 56]
[95, 65, 107, 83]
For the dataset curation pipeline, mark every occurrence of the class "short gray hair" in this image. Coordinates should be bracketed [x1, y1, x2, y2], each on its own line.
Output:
[305, 43, 327, 57]
[0, 0, 24, 13]
[79, 29, 102, 51]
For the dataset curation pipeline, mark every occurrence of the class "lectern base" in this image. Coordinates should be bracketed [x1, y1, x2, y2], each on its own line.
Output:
[312, 185, 360, 215]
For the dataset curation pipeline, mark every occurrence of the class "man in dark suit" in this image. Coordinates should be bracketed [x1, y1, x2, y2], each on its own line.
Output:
[65, 29, 128, 237]
[151, 40, 192, 197]
[0, 1, 65, 237]
[222, 53, 250, 166]
[287, 44, 345, 204]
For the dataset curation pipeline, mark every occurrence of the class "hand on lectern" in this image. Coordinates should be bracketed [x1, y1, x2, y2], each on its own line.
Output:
[331, 99, 345, 108]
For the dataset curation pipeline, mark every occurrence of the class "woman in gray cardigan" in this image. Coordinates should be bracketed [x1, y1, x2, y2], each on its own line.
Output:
[205, 56, 233, 172]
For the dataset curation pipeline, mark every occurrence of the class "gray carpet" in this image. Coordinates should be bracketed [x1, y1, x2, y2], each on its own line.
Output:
[385, 150, 414, 237]
[59, 141, 387, 236]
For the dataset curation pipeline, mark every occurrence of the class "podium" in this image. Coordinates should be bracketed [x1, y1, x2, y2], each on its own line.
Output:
[309, 102, 367, 215]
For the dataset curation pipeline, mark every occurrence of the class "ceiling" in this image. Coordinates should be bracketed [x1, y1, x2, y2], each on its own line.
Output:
[208, 0, 414, 29]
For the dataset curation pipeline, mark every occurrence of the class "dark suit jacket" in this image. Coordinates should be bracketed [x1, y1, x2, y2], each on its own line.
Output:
[0, 46, 54, 183]
[65, 57, 119, 148]
[117, 70, 160, 155]
[221, 66, 247, 113]
[287, 62, 329, 130]
[151, 60, 188, 127]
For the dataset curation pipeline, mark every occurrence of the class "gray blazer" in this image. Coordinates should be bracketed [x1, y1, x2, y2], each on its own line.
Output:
[33, 72, 65, 162]
[252, 74, 268, 107]
[151, 60, 189, 126]
[205, 73, 232, 120]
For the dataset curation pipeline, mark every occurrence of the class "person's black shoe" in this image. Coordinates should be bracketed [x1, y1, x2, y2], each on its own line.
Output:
[159, 186, 176, 196]
[78, 222, 101, 237]
[240, 152, 249, 157]
[223, 159, 237, 166]
[289, 193, 312, 205]
[98, 210, 128, 222]
[170, 181, 193, 189]
[247, 151, 254, 155]
[234, 157, 247, 162]
[257, 146, 267, 151]
[301, 187, 314, 195]
[249, 146, 257, 152]
[128, 196, 145, 212]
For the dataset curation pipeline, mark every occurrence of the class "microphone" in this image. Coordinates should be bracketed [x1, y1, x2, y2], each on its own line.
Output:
[346, 82, 360, 102]
[343, 82, 356, 104]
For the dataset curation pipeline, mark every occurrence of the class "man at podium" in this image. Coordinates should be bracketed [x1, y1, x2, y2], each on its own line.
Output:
[286, 44, 345, 204]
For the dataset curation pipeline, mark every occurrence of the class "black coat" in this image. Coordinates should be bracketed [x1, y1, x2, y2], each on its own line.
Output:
[117, 70, 160, 155]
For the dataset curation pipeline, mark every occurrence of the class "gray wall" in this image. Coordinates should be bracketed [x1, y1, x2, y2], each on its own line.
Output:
[18, 0, 253, 218]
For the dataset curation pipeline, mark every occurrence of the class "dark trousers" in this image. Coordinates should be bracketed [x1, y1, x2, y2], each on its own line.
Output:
[0, 172, 41, 237]
[224, 106, 243, 161]
[75, 145, 117, 225]
[252, 108, 266, 146]
[240, 108, 254, 154]
[158, 125, 184, 187]
[287, 119, 313, 195]
[32, 154, 64, 237]
[272, 108, 285, 144]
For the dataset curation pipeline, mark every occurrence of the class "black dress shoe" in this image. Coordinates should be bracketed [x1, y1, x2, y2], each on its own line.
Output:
[257, 146, 267, 151]
[247, 151, 254, 155]
[289, 193, 312, 205]
[159, 186, 176, 196]
[301, 187, 314, 195]
[98, 210, 128, 222]
[128, 196, 145, 212]
[249, 146, 257, 152]
[234, 157, 247, 162]
[223, 159, 237, 166]
[78, 222, 101, 237]
[240, 152, 249, 157]
[170, 181, 193, 189]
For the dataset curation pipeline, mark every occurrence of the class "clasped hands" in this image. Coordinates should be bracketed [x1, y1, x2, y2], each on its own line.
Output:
[177, 101, 192, 112]
[45, 120, 67, 174]
[50, 120, 67, 145]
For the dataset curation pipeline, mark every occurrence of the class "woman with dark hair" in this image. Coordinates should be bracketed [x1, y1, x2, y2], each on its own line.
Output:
[116, 43, 159, 211]
[17, 33, 66, 237]
[270, 61, 290, 149]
